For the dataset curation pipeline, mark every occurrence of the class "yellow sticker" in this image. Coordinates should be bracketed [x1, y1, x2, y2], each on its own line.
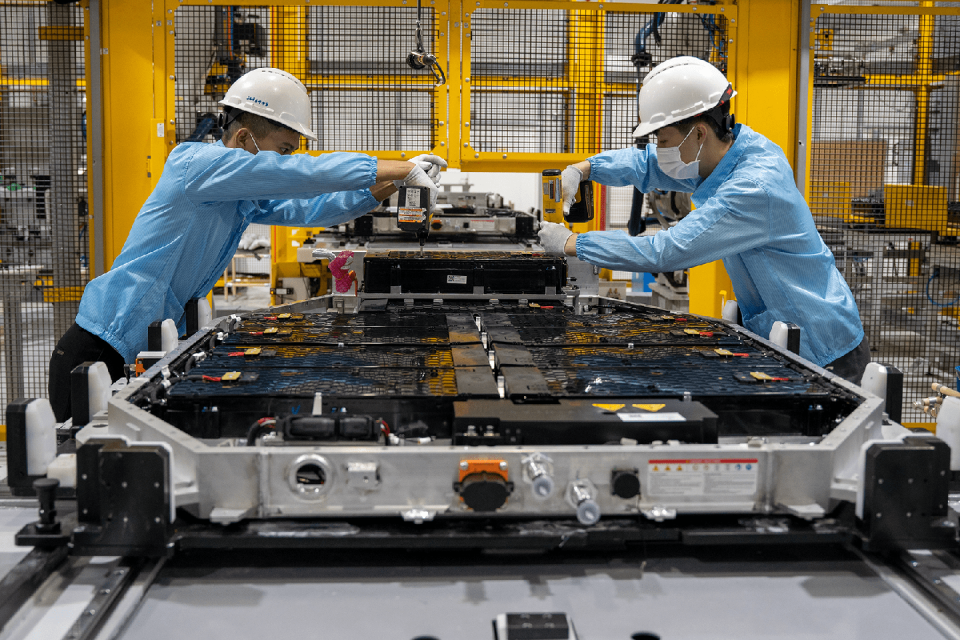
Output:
[264, 327, 278, 334]
[593, 403, 625, 412]
[684, 329, 701, 335]
[245, 348, 261, 356]
[222, 371, 241, 381]
[278, 313, 291, 319]
[750, 371, 773, 381]
[633, 403, 666, 412]
[715, 348, 733, 356]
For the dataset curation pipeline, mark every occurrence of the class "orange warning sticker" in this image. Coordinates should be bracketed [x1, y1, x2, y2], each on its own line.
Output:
[593, 403, 625, 412]
[633, 403, 665, 412]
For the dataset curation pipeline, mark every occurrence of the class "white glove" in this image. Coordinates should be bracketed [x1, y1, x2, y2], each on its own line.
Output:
[395, 163, 440, 208]
[561, 165, 583, 211]
[409, 154, 447, 185]
[538, 221, 573, 256]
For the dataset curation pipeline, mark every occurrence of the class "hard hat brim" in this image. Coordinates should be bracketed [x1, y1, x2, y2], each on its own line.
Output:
[218, 99, 319, 141]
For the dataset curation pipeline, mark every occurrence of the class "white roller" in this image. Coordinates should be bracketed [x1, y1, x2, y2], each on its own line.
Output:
[47, 453, 77, 488]
[25, 398, 57, 475]
[86, 361, 112, 418]
[195, 297, 213, 329]
[722, 300, 739, 323]
[937, 396, 960, 471]
[768, 321, 790, 350]
[160, 318, 178, 353]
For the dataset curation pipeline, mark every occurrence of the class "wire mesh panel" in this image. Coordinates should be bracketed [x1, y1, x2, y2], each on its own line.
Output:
[601, 9, 729, 151]
[464, 5, 732, 161]
[811, 5, 960, 422]
[0, 3, 87, 412]
[173, 4, 442, 152]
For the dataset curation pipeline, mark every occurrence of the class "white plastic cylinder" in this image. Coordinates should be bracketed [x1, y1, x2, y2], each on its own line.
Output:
[196, 297, 213, 329]
[937, 396, 960, 471]
[86, 361, 112, 418]
[25, 398, 57, 475]
[769, 321, 789, 350]
[722, 300, 739, 323]
[860, 362, 888, 400]
[160, 318, 178, 353]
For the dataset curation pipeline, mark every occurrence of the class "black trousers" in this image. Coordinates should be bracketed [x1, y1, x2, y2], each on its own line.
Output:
[824, 336, 871, 386]
[48, 322, 126, 422]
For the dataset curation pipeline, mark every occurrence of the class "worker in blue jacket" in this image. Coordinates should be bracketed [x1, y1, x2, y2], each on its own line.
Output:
[49, 67, 445, 421]
[539, 56, 869, 384]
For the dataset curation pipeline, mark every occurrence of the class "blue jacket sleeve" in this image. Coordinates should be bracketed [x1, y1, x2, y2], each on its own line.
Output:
[250, 189, 381, 227]
[182, 146, 378, 202]
[588, 145, 700, 193]
[576, 176, 772, 272]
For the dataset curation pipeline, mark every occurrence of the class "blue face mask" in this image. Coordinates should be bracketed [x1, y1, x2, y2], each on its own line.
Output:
[655, 126, 703, 180]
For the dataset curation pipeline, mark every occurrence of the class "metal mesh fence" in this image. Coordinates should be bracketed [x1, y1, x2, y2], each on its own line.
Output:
[0, 3, 87, 412]
[467, 7, 729, 156]
[811, 7, 960, 422]
[173, 5, 441, 151]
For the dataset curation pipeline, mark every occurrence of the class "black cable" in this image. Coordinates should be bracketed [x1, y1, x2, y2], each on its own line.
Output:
[416, 0, 424, 54]
[245, 418, 276, 446]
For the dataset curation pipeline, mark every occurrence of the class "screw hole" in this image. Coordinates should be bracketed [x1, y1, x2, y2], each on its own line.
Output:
[632, 634, 661, 640]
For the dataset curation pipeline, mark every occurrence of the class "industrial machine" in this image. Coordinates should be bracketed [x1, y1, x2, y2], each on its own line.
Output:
[273, 186, 541, 305]
[6, 246, 953, 561]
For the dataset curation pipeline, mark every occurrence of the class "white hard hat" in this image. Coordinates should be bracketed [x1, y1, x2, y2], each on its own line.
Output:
[632, 56, 735, 138]
[219, 68, 317, 141]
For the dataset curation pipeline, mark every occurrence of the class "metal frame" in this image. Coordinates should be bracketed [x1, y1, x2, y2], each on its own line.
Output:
[458, 1, 737, 173]
[804, 2, 960, 198]
[88, 0, 105, 278]
[71, 275, 890, 528]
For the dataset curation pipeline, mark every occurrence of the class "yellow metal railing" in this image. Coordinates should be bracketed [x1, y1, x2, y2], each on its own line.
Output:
[807, 3, 960, 208]
[458, 1, 736, 173]
[158, 0, 735, 172]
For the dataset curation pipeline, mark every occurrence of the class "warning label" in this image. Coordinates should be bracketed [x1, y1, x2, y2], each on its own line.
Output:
[403, 188, 422, 208]
[619, 412, 685, 422]
[646, 458, 758, 497]
[398, 207, 425, 223]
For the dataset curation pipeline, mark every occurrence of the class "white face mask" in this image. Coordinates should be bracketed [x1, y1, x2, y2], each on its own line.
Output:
[656, 126, 703, 180]
[248, 133, 262, 154]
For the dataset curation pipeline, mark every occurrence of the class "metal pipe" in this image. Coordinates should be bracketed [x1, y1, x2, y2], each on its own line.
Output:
[795, 0, 812, 193]
[47, 3, 83, 339]
[89, 0, 104, 278]
[2, 286, 24, 400]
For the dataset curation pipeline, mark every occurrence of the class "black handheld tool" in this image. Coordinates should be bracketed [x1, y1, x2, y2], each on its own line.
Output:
[565, 181, 594, 224]
[397, 185, 433, 255]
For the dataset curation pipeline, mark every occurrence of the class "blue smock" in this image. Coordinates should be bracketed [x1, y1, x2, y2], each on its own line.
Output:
[76, 141, 379, 362]
[578, 123, 863, 367]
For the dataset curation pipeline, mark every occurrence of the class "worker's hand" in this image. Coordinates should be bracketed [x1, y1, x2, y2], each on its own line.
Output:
[409, 154, 447, 186]
[395, 164, 440, 208]
[538, 221, 573, 256]
[561, 165, 583, 211]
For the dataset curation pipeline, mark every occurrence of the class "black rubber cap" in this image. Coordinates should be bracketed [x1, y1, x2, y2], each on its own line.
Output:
[459, 472, 510, 512]
[611, 470, 641, 499]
